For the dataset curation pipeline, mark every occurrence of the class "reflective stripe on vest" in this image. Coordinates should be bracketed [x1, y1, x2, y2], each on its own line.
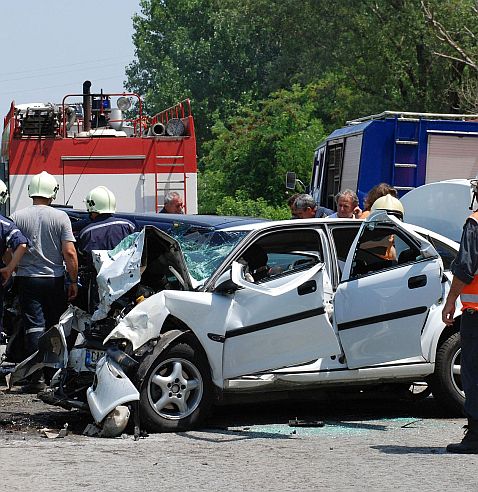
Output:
[460, 211, 478, 311]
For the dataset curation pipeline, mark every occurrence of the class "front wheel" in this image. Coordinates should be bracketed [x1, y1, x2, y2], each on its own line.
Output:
[430, 332, 465, 414]
[138, 342, 213, 432]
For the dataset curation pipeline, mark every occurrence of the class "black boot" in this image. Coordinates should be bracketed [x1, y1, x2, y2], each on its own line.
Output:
[447, 419, 478, 454]
[20, 369, 46, 394]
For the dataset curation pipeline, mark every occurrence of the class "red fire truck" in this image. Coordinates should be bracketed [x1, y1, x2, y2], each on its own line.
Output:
[0, 81, 197, 215]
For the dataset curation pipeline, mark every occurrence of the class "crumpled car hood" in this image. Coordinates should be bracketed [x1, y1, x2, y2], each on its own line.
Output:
[91, 226, 193, 321]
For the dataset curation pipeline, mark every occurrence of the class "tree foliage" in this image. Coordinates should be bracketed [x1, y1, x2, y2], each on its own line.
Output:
[199, 84, 326, 212]
[421, 0, 478, 111]
[214, 191, 290, 220]
[127, 0, 478, 216]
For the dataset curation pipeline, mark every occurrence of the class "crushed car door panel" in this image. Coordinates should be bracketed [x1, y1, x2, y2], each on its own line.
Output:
[335, 212, 443, 369]
[221, 227, 341, 380]
[222, 266, 340, 379]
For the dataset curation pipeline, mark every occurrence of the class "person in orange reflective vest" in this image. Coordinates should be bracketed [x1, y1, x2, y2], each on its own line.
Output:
[442, 179, 478, 453]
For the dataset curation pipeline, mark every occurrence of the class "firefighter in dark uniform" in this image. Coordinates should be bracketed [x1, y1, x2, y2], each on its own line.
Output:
[77, 186, 135, 311]
[443, 178, 478, 453]
[78, 186, 136, 257]
[0, 179, 29, 330]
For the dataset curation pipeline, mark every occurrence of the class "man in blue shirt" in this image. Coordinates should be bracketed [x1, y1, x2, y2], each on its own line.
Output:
[292, 194, 334, 219]
[442, 179, 478, 453]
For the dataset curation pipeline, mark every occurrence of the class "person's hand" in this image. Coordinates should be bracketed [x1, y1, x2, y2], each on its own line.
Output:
[68, 283, 78, 301]
[353, 206, 362, 219]
[442, 297, 456, 326]
[0, 265, 13, 286]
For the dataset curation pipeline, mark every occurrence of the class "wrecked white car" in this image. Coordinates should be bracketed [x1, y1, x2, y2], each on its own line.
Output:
[8, 212, 462, 433]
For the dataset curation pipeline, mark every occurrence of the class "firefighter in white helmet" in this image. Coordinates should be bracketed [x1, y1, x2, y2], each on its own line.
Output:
[11, 171, 78, 392]
[76, 186, 135, 312]
[442, 179, 478, 453]
[366, 193, 405, 262]
[77, 186, 135, 260]
[0, 179, 29, 336]
[370, 193, 404, 220]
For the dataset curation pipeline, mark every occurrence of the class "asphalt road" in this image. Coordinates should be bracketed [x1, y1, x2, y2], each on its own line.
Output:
[1, 384, 476, 492]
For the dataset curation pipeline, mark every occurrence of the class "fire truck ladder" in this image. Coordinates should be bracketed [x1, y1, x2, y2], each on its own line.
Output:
[391, 115, 422, 195]
[152, 99, 192, 213]
[155, 155, 187, 213]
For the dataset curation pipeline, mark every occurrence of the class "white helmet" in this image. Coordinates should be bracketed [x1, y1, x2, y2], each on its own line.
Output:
[28, 171, 59, 199]
[85, 186, 116, 214]
[371, 194, 404, 220]
[0, 179, 9, 205]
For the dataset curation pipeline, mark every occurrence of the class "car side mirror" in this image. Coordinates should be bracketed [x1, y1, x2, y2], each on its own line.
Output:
[231, 260, 249, 286]
[214, 269, 239, 293]
[420, 244, 436, 259]
[286, 171, 297, 190]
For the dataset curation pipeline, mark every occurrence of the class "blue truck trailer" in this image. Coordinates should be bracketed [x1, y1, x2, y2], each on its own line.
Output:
[309, 111, 478, 210]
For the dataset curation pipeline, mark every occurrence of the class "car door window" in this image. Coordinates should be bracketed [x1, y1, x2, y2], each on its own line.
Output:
[238, 229, 323, 284]
[330, 226, 361, 275]
[350, 225, 422, 278]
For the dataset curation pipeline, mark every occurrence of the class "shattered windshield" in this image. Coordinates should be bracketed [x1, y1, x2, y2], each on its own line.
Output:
[167, 224, 248, 283]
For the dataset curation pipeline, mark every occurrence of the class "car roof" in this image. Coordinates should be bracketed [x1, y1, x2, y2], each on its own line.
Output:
[59, 208, 268, 233]
[223, 217, 360, 231]
[224, 217, 459, 251]
[120, 212, 268, 229]
[60, 208, 458, 251]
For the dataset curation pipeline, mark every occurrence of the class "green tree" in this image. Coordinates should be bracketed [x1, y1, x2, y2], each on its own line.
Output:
[126, 0, 332, 140]
[199, 83, 326, 212]
[127, 0, 478, 215]
[312, 0, 462, 118]
[215, 191, 290, 220]
[421, 0, 478, 111]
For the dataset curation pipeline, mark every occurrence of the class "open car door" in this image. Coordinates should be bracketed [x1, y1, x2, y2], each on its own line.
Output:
[219, 228, 341, 380]
[334, 211, 443, 369]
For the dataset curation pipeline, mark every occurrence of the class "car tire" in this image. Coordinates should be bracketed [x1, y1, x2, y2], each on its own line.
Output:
[430, 332, 465, 414]
[138, 342, 213, 432]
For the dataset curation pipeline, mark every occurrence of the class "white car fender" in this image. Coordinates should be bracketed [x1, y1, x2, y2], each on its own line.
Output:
[421, 271, 462, 363]
[104, 292, 171, 351]
[105, 290, 228, 387]
[422, 301, 463, 364]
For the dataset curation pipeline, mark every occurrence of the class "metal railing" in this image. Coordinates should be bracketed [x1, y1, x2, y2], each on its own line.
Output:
[347, 110, 478, 125]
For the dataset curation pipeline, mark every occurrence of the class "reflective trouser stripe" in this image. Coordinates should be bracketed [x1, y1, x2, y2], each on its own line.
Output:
[461, 294, 478, 303]
[25, 327, 44, 334]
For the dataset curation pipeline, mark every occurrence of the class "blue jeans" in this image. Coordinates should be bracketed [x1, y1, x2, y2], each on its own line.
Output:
[16, 276, 66, 356]
[460, 310, 478, 421]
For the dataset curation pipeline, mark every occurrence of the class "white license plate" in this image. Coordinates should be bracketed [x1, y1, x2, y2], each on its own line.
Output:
[85, 349, 105, 368]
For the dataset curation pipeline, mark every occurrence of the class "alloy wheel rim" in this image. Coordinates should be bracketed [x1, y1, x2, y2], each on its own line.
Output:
[147, 357, 203, 420]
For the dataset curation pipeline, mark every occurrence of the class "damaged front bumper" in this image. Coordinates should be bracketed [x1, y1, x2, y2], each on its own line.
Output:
[87, 356, 139, 424]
